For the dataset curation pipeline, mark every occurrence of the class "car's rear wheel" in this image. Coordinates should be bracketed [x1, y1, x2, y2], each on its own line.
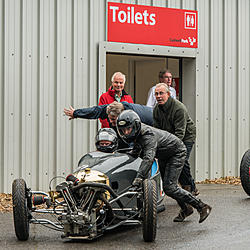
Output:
[12, 178, 30, 241]
[240, 149, 250, 196]
[142, 179, 157, 242]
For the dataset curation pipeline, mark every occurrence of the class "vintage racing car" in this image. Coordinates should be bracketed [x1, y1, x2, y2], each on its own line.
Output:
[12, 149, 165, 242]
[240, 149, 250, 196]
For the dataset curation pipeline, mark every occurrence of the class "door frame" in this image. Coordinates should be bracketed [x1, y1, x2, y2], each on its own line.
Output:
[98, 41, 197, 178]
[98, 41, 197, 99]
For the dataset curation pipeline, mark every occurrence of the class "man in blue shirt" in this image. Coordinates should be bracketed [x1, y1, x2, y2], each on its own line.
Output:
[64, 101, 153, 149]
[64, 101, 153, 126]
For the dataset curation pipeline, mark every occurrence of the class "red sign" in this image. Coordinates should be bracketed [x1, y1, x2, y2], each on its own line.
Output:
[107, 2, 198, 48]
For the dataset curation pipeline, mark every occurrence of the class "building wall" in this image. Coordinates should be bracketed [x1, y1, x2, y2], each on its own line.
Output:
[196, 0, 250, 180]
[0, 0, 106, 192]
[0, 0, 249, 192]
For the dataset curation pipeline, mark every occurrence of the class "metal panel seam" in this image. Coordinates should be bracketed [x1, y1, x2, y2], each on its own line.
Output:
[71, 0, 74, 174]
[86, 0, 91, 151]
[54, 0, 58, 184]
[36, 0, 41, 189]
[236, 0, 239, 169]
[208, 0, 212, 179]
[222, 0, 225, 177]
[1, 0, 5, 192]
[249, 0, 250, 147]
[19, 0, 23, 177]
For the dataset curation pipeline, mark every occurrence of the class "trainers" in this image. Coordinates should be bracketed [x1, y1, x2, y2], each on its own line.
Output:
[198, 204, 212, 223]
[173, 205, 194, 222]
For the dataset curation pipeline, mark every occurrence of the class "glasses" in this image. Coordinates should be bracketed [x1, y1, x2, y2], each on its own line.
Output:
[155, 91, 167, 97]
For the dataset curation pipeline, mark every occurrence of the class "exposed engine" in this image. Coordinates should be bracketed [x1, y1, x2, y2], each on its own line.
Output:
[53, 168, 111, 239]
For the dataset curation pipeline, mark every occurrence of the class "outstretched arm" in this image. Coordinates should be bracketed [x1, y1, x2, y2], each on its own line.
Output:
[64, 104, 109, 120]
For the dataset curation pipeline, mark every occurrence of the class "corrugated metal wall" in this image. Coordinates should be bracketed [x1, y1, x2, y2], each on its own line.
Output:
[0, 0, 106, 193]
[0, 0, 249, 192]
[195, 0, 250, 180]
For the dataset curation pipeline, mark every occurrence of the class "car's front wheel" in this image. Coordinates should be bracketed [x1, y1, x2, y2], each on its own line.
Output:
[240, 149, 250, 196]
[12, 178, 30, 241]
[142, 179, 157, 242]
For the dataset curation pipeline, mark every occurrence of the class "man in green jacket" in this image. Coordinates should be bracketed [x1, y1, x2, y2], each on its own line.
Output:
[153, 82, 198, 222]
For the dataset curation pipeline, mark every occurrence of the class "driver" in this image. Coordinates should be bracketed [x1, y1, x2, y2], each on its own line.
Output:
[95, 128, 118, 153]
[116, 110, 212, 223]
[66, 128, 118, 185]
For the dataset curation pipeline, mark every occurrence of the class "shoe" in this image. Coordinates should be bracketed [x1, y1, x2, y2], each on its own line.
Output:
[173, 205, 194, 222]
[198, 204, 212, 223]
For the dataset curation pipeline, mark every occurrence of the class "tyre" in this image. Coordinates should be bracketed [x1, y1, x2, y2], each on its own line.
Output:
[12, 178, 30, 241]
[142, 179, 157, 242]
[240, 149, 250, 196]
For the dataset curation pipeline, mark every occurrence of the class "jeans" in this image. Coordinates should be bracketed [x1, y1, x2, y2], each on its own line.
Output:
[178, 141, 196, 192]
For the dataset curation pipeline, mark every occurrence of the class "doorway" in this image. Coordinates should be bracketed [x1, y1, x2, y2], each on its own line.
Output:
[99, 41, 196, 178]
[106, 53, 181, 105]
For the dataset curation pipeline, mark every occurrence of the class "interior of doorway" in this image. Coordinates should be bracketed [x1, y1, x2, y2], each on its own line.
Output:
[105, 52, 196, 180]
[106, 53, 182, 105]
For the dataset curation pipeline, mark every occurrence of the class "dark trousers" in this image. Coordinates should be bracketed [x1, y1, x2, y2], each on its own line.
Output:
[158, 152, 201, 210]
[178, 141, 196, 192]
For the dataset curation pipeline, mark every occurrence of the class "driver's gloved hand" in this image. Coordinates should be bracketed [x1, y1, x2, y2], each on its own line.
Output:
[132, 177, 143, 188]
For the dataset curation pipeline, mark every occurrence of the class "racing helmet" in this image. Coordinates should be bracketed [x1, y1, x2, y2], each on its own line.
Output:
[95, 128, 118, 153]
[116, 110, 141, 143]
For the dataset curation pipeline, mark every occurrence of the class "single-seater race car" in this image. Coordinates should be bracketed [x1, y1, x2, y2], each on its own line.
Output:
[240, 149, 250, 196]
[12, 149, 165, 242]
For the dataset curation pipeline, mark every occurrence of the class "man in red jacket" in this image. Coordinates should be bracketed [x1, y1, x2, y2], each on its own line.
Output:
[98, 72, 133, 128]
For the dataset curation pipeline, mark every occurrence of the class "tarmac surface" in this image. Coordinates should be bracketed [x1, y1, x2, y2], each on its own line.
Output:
[1, 184, 250, 250]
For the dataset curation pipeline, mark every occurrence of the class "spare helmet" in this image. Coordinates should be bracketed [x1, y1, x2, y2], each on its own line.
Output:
[116, 110, 141, 143]
[95, 128, 118, 153]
